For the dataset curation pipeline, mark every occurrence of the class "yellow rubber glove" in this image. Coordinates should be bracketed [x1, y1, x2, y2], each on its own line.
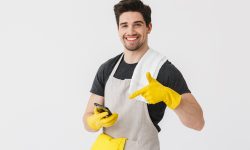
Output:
[101, 112, 118, 128]
[129, 72, 182, 109]
[87, 108, 118, 131]
[91, 133, 126, 150]
[87, 108, 109, 131]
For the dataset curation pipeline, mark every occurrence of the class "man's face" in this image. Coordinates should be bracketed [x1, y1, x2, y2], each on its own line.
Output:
[118, 11, 152, 51]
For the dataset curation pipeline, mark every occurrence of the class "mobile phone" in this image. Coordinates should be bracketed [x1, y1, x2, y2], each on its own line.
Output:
[94, 103, 112, 116]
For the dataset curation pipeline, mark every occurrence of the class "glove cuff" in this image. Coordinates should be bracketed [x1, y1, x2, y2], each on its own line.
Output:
[163, 87, 182, 110]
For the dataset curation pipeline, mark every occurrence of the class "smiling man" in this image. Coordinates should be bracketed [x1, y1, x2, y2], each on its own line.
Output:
[83, 0, 205, 150]
[119, 12, 150, 52]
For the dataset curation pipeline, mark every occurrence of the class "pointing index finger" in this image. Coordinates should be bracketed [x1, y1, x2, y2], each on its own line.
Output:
[129, 87, 147, 99]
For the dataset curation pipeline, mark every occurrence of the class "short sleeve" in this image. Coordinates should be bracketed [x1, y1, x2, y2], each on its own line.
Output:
[90, 64, 106, 96]
[157, 61, 191, 95]
[89, 53, 123, 96]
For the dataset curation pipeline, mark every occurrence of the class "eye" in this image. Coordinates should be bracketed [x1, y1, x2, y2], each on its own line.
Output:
[120, 24, 128, 28]
[135, 23, 142, 27]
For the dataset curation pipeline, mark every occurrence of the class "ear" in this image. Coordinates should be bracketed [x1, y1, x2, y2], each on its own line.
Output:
[147, 23, 152, 34]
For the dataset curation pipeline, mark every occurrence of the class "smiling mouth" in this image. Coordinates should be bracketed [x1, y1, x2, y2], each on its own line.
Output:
[125, 37, 138, 42]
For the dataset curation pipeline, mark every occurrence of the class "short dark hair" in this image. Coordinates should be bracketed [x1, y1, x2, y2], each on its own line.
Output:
[114, 0, 151, 27]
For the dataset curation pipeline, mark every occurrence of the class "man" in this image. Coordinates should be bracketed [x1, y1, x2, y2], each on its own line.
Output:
[83, 0, 205, 149]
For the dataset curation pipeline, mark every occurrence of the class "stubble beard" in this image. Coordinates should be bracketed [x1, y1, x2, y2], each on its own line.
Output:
[124, 43, 144, 51]
[123, 38, 144, 51]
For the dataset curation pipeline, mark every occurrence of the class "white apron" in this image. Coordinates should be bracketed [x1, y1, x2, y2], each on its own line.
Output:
[103, 54, 160, 150]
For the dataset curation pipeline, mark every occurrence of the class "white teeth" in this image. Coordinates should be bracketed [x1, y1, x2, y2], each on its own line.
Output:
[126, 37, 137, 41]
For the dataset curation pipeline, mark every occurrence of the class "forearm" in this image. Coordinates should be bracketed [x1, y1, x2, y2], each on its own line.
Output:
[174, 93, 205, 131]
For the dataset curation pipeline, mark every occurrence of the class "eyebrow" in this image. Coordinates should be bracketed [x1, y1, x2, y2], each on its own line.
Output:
[133, 21, 144, 24]
[119, 21, 145, 26]
[119, 22, 127, 26]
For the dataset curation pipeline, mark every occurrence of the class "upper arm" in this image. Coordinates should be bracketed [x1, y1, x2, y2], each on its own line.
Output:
[90, 64, 106, 97]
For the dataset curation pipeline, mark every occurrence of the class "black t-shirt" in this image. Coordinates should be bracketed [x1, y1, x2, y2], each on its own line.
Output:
[90, 53, 191, 132]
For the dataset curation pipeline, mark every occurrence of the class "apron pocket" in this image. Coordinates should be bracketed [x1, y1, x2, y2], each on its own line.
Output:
[124, 139, 139, 150]
[91, 133, 127, 150]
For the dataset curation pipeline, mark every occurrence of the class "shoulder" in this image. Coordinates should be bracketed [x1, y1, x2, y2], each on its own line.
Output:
[158, 60, 181, 77]
[157, 60, 191, 94]
[95, 53, 123, 84]
[98, 53, 123, 73]
[90, 53, 123, 96]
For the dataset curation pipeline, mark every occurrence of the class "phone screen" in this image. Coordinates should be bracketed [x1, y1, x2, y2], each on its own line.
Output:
[94, 103, 112, 116]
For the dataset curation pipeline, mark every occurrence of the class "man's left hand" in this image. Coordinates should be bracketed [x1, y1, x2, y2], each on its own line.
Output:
[129, 72, 182, 109]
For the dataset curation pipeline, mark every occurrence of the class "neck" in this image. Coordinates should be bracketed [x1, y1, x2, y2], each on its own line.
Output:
[123, 44, 149, 64]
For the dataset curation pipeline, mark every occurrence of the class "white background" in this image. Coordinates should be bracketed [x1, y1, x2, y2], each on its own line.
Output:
[0, 0, 250, 149]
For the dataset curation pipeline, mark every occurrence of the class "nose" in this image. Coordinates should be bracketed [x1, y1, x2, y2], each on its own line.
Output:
[127, 26, 136, 35]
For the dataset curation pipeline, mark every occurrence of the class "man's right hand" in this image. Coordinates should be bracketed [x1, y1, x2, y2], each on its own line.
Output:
[87, 107, 118, 131]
